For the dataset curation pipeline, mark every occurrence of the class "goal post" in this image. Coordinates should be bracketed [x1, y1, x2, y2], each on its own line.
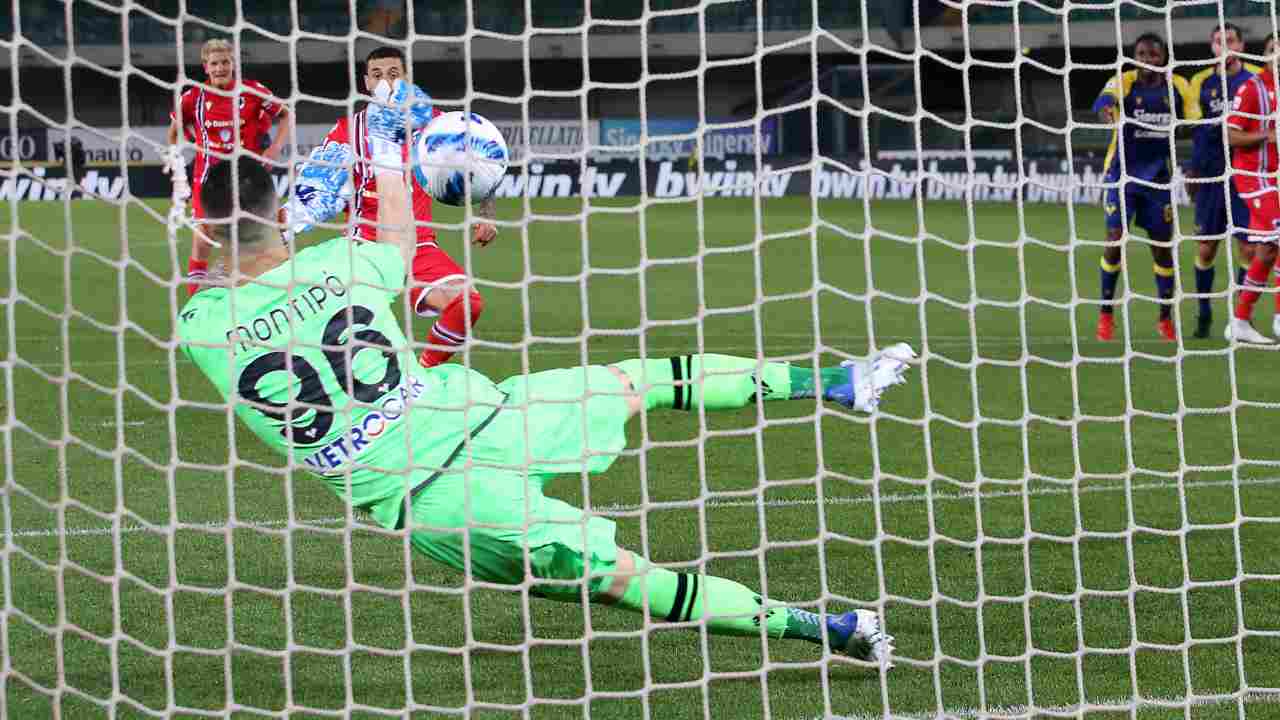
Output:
[4, 1, 1280, 719]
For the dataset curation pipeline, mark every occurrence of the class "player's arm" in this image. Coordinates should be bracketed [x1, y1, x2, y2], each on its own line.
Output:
[472, 196, 498, 247]
[286, 125, 354, 234]
[263, 105, 291, 162]
[162, 91, 193, 198]
[1182, 69, 1211, 181]
[1173, 74, 1202, 134]
[1226, 81, 1273, 149]
[1227, 126, 1273, 148]
[369, 82, 419, 270]
[1093, 73, 1126, 124]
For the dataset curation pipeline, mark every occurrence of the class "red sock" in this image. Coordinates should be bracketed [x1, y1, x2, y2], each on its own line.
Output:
[1235, 256, 1271, 320]
[1273, 259, 1280, 312]
[186, 258, 209, 297]
[420, 291, 484, 368]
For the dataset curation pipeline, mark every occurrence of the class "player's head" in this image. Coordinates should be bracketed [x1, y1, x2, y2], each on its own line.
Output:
[1132, 33, 1168, 79]
[1132, 33, 1168, 67]
[201, 39, 235, 89]
[201, 158, 278, 249]
[1211, 23, 1244, 60]
[364, 47, 407, 94]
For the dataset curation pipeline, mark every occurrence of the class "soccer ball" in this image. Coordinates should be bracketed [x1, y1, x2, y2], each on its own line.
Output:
[412, 111, 509, 206]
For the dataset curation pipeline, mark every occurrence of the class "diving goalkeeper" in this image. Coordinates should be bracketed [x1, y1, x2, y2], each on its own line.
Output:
[177, 81, 909, 665]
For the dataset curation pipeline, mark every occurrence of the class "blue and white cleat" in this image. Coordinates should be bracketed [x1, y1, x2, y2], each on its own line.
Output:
[828, 609, 895, 667]
[826, 342, 916, 413]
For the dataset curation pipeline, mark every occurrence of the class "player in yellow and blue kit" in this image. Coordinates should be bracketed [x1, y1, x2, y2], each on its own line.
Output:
[1094, 33, 1200, 342]
[1184, 23, 1260, 338]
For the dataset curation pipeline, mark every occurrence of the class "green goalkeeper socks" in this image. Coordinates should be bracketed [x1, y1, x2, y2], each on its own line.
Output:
[608, 559, 833, 645]
[611, 560, 790, 639]
[612, 355, 847, 411]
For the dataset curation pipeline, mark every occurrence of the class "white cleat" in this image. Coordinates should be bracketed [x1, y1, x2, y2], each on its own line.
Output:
[831, 343, 917, 413]
[1272, 314, 1280, 341]
[1225, 317, 1275, 345]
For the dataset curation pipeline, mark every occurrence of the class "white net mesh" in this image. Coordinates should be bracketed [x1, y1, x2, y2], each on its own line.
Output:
[5, 0, 1280, 718]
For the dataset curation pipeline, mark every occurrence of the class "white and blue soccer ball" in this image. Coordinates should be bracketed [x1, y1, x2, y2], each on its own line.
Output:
[412, 111, 509, 206]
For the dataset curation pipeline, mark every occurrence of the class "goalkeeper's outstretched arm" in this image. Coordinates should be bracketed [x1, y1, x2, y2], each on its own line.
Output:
[367, 90, 417, 273]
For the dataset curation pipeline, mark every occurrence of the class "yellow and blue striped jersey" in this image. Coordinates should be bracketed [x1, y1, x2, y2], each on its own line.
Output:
[1186, 62, 1262, 177]
[1093, 70, 1199, 183]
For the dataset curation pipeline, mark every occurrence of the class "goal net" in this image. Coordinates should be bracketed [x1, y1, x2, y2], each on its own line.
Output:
[5, 0, 1280, 718]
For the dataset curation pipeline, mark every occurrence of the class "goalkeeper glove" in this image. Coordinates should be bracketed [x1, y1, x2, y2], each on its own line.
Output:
[367, 79, 431, 170]
[834, 343, 915, 413]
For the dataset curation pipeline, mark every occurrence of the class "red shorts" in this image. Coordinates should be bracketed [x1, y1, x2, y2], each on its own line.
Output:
[407, 242, 468, 316]
[1233, 177, 1280, 243]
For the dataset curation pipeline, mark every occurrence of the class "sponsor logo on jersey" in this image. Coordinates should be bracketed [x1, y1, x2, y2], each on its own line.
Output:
[301, 376, 429, 476]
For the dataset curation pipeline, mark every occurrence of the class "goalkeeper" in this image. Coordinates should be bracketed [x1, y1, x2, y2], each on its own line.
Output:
[177, 81, 908, 665]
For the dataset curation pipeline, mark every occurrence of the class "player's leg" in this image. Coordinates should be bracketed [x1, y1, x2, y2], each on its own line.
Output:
[1137, 190, 1176, 341]
[1192, 182, 1227, 339]
[1227, 191, 1280, 344]
[610, 347, 915, 417]
[1236, 238, 1255, 291]
[401, 466, 892, 664]
[1193, 239, 1219, 338]
[1231, 187, 1255, 293]
[407, 471, 895, 664]
[1097, 187, 1126, 341]
[406, 242, 484, 368]
[185, 185, 215, 297]
[596, 547, 893, 663]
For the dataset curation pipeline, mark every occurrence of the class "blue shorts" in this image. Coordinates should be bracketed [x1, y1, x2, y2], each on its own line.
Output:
[1193, 181, 1250, 239]
[1104, 184, 1173, 238]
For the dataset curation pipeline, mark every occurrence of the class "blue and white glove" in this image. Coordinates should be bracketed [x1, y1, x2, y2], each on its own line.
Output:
[841, 343, 916, 413]
[366, 79, 433, 171]
[287, 140, 355, 234]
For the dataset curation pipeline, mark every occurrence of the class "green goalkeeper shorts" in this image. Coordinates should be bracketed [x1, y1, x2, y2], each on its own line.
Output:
[402, 364, 632, 599]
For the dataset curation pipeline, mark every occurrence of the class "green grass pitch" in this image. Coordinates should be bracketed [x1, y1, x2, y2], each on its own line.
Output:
[2, 195, 1279, 719]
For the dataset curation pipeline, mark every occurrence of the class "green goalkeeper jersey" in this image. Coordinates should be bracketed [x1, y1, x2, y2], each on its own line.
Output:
[177, 237, 506, 527]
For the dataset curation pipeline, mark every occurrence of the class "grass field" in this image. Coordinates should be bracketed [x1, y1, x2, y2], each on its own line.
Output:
[3, 194, 1279, 719]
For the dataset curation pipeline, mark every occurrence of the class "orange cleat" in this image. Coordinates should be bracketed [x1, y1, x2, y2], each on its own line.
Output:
[1156, 318, 1176, 342]
[1096, 313, 1115, 341]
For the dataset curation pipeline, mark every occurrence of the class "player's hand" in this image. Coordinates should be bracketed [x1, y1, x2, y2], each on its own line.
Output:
[472, 222, 498, 247]
[368, 79, 433, 144]
[160, 145, 184, 176]
[1183, 169, 1199, 199]
[1099, 107, 1116, 124]
[367, 79, 420, 169]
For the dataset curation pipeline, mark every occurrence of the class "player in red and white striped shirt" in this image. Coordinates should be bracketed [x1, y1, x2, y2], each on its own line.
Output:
[1225, 33, 1280, 343]
[163, 39, 291, 296]
[289, 47, 497, 369]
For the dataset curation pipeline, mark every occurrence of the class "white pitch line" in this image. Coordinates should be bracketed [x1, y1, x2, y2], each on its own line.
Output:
[798, 691, 1280, 720]
[8, 476, 1278, 541]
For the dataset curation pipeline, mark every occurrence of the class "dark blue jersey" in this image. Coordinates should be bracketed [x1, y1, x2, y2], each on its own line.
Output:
[1093, 70, 1199, 184]
[1186, 62, 1262, 178]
